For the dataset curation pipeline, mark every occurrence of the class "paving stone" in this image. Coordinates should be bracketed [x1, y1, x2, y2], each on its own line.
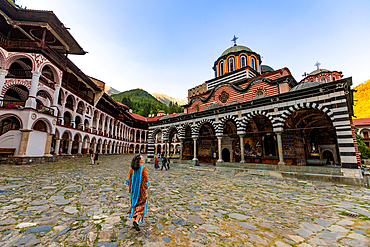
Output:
[26, 205, 49, 211]
[293, 228, 313, 238]
[275, 241, 292, 247]
[25, 225, 53, 233]
[313, 218, 332, 227]
[236, 222, 257, 230]
[172, 218, 189, 226]
[341, 238, 368, 247]
[162, 237, 172, 243]
[248, 233, 269, 245]
[0, 218, 16, 225]
[16, 222, 37, 228]
[7, 234, 40, 247]
[317, 230, 342, 242]
[327, 225, 349, 233]
[96, 241, 118, 247]
[229, 213, 249, 220]
[64, 206, 78, 214]
[186, 215, 204, 224]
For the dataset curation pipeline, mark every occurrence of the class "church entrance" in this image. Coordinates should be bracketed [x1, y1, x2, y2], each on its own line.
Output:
[222, 148, 230, 162]
[323, 150, 334, 165]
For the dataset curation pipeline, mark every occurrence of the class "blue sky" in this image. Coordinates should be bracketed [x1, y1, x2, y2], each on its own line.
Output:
[17, 0, 370, 99]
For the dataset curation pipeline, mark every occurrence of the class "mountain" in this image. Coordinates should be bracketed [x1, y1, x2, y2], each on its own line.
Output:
[110, 89, 183, 117]
[105, 86, 120, 96]
[354, 79, 370, 119]
[151, 93, 187, 106]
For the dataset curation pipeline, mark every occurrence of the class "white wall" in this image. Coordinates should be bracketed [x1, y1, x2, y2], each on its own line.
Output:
[26, 131, 47, 157]
[0, 130, 22, 155]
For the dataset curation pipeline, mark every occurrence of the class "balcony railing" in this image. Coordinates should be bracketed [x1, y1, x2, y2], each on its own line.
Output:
[6, 69, 32, 79]
[0, 100, 25, 109]
[76, 108, 84, 115]
[39, 75, 55, 89]
[36, 103, 54, 116]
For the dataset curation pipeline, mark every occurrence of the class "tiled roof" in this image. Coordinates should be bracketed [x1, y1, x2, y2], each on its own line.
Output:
[353, 118, 370, 126]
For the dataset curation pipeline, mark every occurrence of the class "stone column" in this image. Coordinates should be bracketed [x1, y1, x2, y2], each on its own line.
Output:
[98, 143, 103, 154]
[44, 133, 54, 156]
[86, 142, 91, 153]
[67, 140, 73, 155]
[60, 102, 66, 125]
[164, 141, 168, 157]
[52, 84, 61, 116]
[276, 131, 286, 166]
[179, 138, 184, 160]
[192, 138, 198, 161]
[54, 138, 61, 155]
[93, 142, 97, 153]
[101, 120, 106, 135]
[105, 144, 108, 154]
[77, 141, 83, 154]
[25, 71, 41, 109]
[217, 136, 223, 162]
[0, 69, 8, 104]
[239, 135, 245, 163]
[15, 129, 32, 156]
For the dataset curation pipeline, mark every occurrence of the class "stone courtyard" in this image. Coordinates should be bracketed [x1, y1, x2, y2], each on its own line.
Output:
[0, 155, 370, 247]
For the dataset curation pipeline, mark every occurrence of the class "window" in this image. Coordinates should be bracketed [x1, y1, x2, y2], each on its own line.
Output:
[228, 57, 235, 72]
[255, 89, 264, 97]
[332, 76, 336, 81]
[195, 105, 200, 112]
[321, 77, 327, 83]
[364, 131, 369, 139]
[240, 56, 247, 68]
[219, 61, 224, 76]
[251, 57, 256, 70]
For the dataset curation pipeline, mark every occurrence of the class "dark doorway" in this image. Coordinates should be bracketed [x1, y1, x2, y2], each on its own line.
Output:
[222, 148, 230, 162]
[323, 150, 334, 165]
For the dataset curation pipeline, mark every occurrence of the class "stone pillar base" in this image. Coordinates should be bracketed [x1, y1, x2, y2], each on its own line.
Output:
[217, 159, 224, 163]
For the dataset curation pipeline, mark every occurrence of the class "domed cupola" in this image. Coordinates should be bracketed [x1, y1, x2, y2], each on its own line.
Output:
[300, 61, 343, 84]
[213, 36, 262, 78]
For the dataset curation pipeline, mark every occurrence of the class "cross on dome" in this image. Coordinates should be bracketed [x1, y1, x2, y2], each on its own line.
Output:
[314, 61, 321, 70]
[231, 35, 238, 45]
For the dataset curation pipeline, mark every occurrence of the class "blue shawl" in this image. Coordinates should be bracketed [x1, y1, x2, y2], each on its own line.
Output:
[126, 165, 150, 223]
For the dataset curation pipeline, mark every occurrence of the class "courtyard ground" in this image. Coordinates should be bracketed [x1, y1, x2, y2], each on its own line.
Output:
[0, 154, 370, 247]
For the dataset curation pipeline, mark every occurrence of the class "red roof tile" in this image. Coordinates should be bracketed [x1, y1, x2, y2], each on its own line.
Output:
[353, 118, 370, 126]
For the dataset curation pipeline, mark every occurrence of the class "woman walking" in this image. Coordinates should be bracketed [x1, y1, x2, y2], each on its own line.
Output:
[126, 155, 149, 231]
[90, 150, 95, 165]
[154, 156, 160, 170]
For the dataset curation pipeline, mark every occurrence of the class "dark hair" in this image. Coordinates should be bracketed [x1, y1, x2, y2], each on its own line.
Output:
[131, 155, 141, 170]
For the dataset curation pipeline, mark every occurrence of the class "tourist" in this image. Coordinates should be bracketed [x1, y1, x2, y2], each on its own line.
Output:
[154, 156, 159, 170]
[60, 147, 63, 154]
[94, 151, 99, 165]
[161, 155, 167, 170]
[126, 155, 149, 231]
[167, 155, 171, 170]
[90, 151, 95, 165]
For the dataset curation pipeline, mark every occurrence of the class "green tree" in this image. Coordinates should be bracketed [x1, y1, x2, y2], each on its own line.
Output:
[356, 127, 370, 159]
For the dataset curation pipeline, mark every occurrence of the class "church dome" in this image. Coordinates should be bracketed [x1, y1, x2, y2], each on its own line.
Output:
[290, 81, 321, 92]
[220, 45, 253, 58]
[261, 65, 274, 74]
[308, 69, 331, 76]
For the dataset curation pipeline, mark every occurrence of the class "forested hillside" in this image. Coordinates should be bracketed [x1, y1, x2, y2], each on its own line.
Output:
[110, 89, 183, 117]
[354, 79, 370, 118]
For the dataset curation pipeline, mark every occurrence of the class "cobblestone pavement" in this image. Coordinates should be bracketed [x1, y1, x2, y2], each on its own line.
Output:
[1, 155, 370, 247]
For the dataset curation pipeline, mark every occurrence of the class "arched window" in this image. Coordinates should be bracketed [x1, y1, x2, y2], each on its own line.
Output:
[251, 57, 256, 70]
[33, 120, 47, 132]
[195, 105, 200, 112]
[332, 76, 336, 81]
[219, 61, 224, 76]
[228, 57, 235, 72]
[321, 77, 326, 83]
[240, 56, 247, 68]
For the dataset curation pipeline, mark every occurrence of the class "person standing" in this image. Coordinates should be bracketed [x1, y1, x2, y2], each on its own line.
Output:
[90, 151, 95, 165]
[161, 156, 167, 171]
[167, 156, 171, 170]
[154, 156, 159, 170]
[94, 151, 99, 165]
[126, 155, 149, 231]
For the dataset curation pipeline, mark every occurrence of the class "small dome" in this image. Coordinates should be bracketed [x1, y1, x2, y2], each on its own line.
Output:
[290, 81, 321, 92]
[205, 103, 222, 111]
[261, 65, 274, 74]
[220, 45, 253, 57]
[160, 115, 174, 120]
[175, 113, 187, 117]
[308, 69, 331, 76]
[225, 101, 239, 106]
